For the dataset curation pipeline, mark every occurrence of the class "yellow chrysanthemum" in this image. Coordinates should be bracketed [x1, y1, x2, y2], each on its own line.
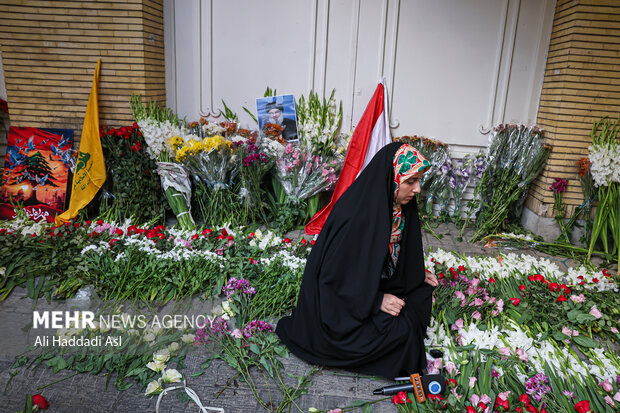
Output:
[168, 136, 185, 151]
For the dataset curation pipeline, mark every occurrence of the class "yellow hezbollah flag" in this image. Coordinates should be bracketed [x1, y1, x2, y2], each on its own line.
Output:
[55, 59, 106, 225]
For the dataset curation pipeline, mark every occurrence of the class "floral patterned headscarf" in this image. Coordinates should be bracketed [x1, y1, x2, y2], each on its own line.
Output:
[388, 144, 430, 268]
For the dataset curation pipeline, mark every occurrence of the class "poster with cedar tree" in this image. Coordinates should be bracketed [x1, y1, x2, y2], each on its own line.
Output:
[0, 127, 74, 222]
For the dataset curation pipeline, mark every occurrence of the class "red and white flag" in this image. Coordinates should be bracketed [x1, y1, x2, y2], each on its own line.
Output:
[305, 79, 392, 235]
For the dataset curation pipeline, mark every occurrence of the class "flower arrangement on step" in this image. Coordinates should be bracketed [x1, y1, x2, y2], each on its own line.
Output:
[99, 123, 166, 224]
[264, 89, 346, 232]
[172, 134, 242, 227]
[586, 116, 620, 269]
[130, 95, 195, 230]
[466, 124, 551, 242]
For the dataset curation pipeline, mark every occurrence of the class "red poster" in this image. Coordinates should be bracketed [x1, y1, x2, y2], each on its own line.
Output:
[0, 127, 74, 222]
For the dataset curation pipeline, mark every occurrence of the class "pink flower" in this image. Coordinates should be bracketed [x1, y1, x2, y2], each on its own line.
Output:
[452, 318, 464, 331]
[327, 409, 343, 413]
[604, 396, 615, 407]
[611, 327, 618, 334]
[570, 294, 586, 304]
[613, 391, 620, 402]
[515, 348, 528, 362]
[589, 305, 602, 319]
[498, 391, 511, 401]
[445, 361, 459, 375]
[472, 298, 484, 306]
[469, 377, 477, 388]
[496, 299, 504, 313]
[498, 347, 511, 357]
[285, 143, 294, 154]
[455, 291, 466, 300]
[470, 394, 480, 405]
[480, 394, 492, 405]
[562, 327, 578, 337]
[472, 311, 482, 320]
[600, 379, 613, 393]
[230, 329, 243, 338]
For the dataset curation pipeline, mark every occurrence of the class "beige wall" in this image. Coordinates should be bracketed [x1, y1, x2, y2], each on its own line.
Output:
[0, 0, 165, 144]
[530, 0, 620, 217]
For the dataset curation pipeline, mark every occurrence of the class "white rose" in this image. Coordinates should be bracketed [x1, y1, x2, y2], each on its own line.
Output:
[146, 361, 166, 373]
[167, 342, 180, 353]
[162, 368, 182, 383]
[144, 332, 156, 342]
[181, 334, 195, 344]
[153, 348, 171, 363]
[145, 379, 163, 395]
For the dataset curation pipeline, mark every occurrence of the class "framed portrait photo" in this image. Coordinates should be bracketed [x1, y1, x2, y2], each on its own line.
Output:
[256, 94, 299, 143]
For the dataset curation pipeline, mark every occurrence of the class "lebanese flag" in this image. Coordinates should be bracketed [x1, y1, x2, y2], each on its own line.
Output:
[305, 79, 392, 235]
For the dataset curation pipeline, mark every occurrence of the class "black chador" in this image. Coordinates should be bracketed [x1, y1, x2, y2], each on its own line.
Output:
[276, 142, 434, 378]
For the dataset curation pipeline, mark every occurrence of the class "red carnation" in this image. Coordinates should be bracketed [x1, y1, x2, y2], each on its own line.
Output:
[519, 394, 531, 404]
[518, 284, 525, 291]
[458, 265, 466, 272]
[574, 400, 590, 413]
[32, 394, 50, 409]
[391, 391, 411, 404]
[489, 277, 496, 283]
[495, 396, 510, 411]
[203, 228, 213, 237]
[509, 297, 520, 306]
[556, 294, 567, 302]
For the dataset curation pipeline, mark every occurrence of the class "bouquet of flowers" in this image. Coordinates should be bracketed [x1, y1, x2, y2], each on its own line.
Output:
[130, 95, 195, 230]
[577, 157, 596, 239]
[296, 89, 343, 157]
[273, 143, 341, 203]
[185, 117, 232, 139]
[425, 158, 453, 216]
[237, 140, 274, 223]
[450, 154, 482, 218]
[173, 135, 241, 226]
[470, 124, 551, 241]
[586, 117, 619, 266]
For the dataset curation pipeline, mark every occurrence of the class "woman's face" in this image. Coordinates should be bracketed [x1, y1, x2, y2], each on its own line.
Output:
[395, 173, 422, 206]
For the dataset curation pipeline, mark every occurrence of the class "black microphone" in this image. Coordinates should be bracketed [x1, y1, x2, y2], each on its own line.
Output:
[373, 382, 414, 395]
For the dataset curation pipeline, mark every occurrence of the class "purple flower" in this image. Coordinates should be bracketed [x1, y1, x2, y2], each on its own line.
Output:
[222, 277, 256, 298]
[195, 316, 230, 343]
[525, 373, 552, 402]
[549, 177, 568, 194]
[242, 320, 273, 339]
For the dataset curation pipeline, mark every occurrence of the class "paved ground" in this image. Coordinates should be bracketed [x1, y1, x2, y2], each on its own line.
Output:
[0, 222, 603, 413]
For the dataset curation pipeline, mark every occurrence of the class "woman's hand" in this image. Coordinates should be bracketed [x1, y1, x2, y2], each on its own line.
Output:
[380, 293, 406, 316]
[424, 270, 439, 287]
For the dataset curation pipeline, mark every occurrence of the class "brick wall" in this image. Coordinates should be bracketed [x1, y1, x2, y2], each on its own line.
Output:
[0, 0, 165, 144]
[529, 0, 620, 218]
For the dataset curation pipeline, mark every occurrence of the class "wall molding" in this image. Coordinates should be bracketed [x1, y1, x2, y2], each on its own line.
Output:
[199, 0, 221, 118]
[478, 0, 510, 134]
